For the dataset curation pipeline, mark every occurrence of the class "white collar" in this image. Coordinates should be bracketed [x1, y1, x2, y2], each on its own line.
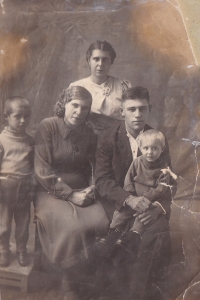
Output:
[126, 129, 144, 141]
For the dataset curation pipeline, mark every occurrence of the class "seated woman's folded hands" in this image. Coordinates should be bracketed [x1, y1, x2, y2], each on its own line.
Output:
[67, 186, 95, 207]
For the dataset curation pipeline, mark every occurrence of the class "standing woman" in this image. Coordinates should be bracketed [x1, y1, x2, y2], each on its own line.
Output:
[70, 40, 131, 134]
[34, 86, 109, 300]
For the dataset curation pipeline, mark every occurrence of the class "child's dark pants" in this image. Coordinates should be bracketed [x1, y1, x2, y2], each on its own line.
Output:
[0, 175, 31, 254]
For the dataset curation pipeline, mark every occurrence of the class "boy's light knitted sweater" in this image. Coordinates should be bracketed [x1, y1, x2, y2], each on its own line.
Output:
[0, 127, 34, 177]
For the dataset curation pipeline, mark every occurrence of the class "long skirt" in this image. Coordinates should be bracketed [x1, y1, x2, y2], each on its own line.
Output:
[35, 192, 110, 269]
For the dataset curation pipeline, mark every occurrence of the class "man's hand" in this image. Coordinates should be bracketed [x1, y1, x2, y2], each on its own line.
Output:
[138, 203, 162, 226]
[126, 195, 151, 214]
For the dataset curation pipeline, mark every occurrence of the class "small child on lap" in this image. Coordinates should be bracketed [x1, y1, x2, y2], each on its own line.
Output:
[0, 97, 36, 267]
[110, 129, 174, 247]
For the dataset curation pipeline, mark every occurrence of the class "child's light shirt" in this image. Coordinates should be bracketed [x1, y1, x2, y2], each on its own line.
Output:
[0, 127, 34, 177]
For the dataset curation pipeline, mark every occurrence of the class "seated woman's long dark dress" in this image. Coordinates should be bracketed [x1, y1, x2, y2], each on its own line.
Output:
[34, 117, 109, 269]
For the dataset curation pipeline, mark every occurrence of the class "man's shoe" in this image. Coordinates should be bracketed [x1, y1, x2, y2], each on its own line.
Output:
[112, 231, 142, 267]
[17, 251, 29, 267]
[115, 231, 141, 255]
[0, 252, 9, 267]
[95, 229, 123, 258]
[88, 229, 123, 265]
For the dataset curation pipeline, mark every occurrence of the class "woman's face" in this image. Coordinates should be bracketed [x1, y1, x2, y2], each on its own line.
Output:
[89, 49, 112, 83]
[64, 99, 91, 127]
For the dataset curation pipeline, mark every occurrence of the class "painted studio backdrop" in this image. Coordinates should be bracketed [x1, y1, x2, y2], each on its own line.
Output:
[1, 0, 200, 299]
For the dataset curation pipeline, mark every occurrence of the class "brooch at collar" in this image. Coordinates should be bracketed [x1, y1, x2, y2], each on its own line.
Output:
[102, 86, 110, 96]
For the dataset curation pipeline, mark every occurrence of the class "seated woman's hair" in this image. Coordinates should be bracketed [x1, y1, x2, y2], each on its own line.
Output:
[139, 129, 166, 150]
[4, 96, 30, 116]
[86, 40, 116, 64]
[122, 86, 150, 104]
[55, 86, 92, 118]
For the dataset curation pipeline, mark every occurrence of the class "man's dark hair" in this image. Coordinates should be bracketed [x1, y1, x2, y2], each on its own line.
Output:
[122, 86, 150, 103]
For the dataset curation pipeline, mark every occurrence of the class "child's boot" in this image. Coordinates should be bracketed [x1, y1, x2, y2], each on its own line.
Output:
[17, 251, 29, 267]
[0, 252, 9, 267]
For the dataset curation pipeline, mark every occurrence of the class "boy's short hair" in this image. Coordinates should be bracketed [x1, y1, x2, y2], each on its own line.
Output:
[122, 86, 150, 104]
[139, 129, 165, 149]
[4, 97, 31, 116]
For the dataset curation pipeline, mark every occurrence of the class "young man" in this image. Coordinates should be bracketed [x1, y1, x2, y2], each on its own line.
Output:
[95, 86, 172, 300]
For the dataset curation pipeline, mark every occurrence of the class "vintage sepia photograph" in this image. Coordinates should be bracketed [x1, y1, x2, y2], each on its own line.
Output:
[0, 0, 200, 299]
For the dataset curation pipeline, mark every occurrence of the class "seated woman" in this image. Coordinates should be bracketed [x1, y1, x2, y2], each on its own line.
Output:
[34, 86, 110, 300]
[70, 40, 131, 134]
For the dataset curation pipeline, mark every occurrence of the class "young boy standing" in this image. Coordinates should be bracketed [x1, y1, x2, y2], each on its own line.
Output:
[0, 97, 35, 267]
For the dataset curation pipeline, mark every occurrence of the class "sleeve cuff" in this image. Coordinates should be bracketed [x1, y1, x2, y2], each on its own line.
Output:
[54, 178, 73, 200]
[132, 231, 141, 236]
[154, 201, 166, 215]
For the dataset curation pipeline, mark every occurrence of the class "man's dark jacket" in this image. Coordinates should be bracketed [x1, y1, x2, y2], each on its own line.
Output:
[95, 122, 171, 216]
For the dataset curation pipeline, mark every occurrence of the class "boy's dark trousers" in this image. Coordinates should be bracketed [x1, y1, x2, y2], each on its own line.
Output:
[0, 175, 31, 254]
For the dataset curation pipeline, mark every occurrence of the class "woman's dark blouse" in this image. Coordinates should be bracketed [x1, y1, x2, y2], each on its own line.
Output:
[34, 117, 97, 200]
